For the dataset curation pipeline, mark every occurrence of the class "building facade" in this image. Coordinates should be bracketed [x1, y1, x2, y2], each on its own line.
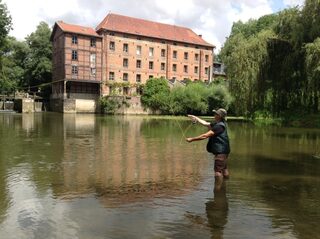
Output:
[50, 13, 215, 112]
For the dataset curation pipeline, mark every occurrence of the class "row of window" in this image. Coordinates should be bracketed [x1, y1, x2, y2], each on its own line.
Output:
[109, 41, 210, 62]
[72, 35, 97, 47]
[109, 72, 152, 82]
[122, 58, 208, 74]
[71, 65, 96, 76]
[71, 50, 208, 74]
[71, 64, 208, 76]
[108, 70, 208, 82]
[71, 50, 96, 64]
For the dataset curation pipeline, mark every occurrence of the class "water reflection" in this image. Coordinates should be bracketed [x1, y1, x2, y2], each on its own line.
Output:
[57, 115, 208, 206]
[0, 114, 320, 238]
[206, 180, 228, 239]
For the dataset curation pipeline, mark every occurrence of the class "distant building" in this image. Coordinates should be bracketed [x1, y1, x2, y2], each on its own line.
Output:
[212, 62, 227, 80]
[50, 13, 215, 112]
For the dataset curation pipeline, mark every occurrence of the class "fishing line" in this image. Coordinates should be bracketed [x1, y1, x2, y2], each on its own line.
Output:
[167, 103, 194, 144]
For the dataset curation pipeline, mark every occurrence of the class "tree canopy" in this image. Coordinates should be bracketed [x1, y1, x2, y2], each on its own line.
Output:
[220, 0, 320, 117]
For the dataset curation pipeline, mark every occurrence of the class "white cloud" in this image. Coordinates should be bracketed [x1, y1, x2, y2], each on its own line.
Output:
[3, 0, 290, 52]
[283, 0, 304, 7]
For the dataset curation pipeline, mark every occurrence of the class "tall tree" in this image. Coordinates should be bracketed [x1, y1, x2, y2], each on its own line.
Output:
[1, 37, 29, 92]
[0, 0, 12, 92]
[24, 21, 52, 96]
[0, 0, 11, 48]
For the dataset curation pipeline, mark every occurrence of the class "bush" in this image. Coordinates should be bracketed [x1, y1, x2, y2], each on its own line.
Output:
[100, 96, 122, 114]
[141, 78, 170, 113]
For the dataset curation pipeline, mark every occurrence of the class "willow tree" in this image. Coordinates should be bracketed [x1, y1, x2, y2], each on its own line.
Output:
[221, 2, 320, 116]
[221, 29, 275, 116]
[305, 38, 320, 112]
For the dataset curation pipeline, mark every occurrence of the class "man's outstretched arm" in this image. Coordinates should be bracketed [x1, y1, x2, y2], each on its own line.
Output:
[186, 130, 214, 142]
[187, 114, 210, 127]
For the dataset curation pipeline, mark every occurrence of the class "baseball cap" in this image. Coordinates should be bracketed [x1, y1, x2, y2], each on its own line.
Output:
[212, 108, 227, 119]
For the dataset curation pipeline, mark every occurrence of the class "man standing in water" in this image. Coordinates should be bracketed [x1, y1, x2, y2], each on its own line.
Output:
[186, 109, 231, 180]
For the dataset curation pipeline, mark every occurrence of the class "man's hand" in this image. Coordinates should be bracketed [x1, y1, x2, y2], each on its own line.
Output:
[187, 114, 197, 123]
[186, 138, 193, 143]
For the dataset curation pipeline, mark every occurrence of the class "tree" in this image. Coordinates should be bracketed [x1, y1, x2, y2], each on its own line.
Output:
[305, 38, 320, 112]
[0, 37, 29, 92]
[0, 0, 11, 48]
[24, 21, 52, 97]
[0, 0, 12, 91]
[141, 78, 170, 112]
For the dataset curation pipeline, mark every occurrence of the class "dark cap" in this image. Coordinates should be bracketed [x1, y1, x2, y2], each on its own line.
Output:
[213, 108, 227, 119]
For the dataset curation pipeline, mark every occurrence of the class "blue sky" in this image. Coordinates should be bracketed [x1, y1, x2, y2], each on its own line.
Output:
[3, 0, 304, 52]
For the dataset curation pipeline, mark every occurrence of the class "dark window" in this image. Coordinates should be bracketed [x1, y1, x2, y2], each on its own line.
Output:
[72, 65, 78, 75]
[161, 63, 165, 71]
[161, 49, 166, 57]
[90, 38, 96, 47]
[184, 52, 188, 60]
[136, 60, 141, 68]
[149, 61, 153, 70]
[136, 74, 141, 82]
[109, 72, 114, 80]
[195, 53, 199, 61]
[72, 35, 78, 44]
[173, 64, 177, 72]
[173, 51, 177, 59]
[194, 66, 198, 74]
[205, 55, 209, 62]
[123, 58, 128, 68]
[123, 43, 128, 52]
[123, 73, 128, 81]
[109, 41, 115, 50]
[184, 65, 188, 73]
[72, 50, 78, 60]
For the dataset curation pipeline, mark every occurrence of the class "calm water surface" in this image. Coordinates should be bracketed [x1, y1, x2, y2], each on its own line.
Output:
[0, 113, 319, 239]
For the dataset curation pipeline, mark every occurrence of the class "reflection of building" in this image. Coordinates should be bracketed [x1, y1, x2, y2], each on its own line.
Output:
[50, 13, 214, 112]
[57, 116, 208, 206]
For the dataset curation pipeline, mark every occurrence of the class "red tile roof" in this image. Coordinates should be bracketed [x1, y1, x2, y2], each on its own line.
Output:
[96, 13, 214, 48]
[54, 21, 101, 38]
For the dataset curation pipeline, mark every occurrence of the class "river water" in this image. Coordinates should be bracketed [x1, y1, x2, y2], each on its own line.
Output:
[0, 113, 319, 239]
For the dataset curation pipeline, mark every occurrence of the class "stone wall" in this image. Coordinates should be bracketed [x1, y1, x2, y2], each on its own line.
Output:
[0, 101, 12, 110]
[50, 98, 99, 113]
[113, 96, 151, 115]
[14, 99, 35, 113]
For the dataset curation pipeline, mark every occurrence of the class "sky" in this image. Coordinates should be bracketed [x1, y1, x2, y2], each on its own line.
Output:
[3, 0, 304, 52]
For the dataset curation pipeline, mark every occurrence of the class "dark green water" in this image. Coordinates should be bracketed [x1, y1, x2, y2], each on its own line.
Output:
[0, 113, 319, 239]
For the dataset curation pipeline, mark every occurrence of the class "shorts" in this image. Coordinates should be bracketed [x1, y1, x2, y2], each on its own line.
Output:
[214, 154, 228, 173]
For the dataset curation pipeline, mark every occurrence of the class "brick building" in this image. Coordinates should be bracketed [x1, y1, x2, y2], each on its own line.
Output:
[50, 13, 214, 112]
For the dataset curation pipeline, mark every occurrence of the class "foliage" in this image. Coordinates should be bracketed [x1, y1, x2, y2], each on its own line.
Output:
[0, 0, 11, 48]
[0, 0, 12, 91]
[220, 0, 320, 117]
[24, 22, 52, 97]
[141, 78, 170, 113]
[0, 20, 52, 97]
[0, 37, 29, 92]
[140, 78, 233, 115]
[100, 96, 124, 114]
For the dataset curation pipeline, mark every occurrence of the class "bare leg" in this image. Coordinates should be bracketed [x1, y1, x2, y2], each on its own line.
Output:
[223, 169, 229, 179]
